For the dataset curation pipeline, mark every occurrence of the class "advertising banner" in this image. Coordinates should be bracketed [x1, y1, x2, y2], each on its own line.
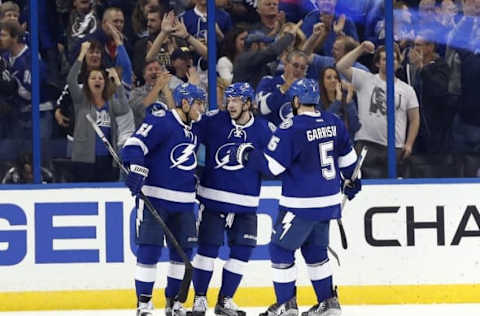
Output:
[1, 181, 479, 310]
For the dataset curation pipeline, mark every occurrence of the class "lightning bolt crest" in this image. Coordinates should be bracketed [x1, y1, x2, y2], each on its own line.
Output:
[279, 211, 295, 240]
[171, 143, 196, 169]
[215, 154, 230, 169]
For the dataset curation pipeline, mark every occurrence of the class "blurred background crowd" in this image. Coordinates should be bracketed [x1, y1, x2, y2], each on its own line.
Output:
[0, 0, 479, 183]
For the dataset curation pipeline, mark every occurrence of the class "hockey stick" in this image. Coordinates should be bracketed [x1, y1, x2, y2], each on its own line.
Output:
[86, 114, 192, 303]
[337, 146, 368, 249]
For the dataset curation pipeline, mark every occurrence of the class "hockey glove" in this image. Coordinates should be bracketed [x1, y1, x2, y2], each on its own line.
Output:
[229, 143, 254, 166]
[125, 164, 149, 196]
[342, 178, 362, 200]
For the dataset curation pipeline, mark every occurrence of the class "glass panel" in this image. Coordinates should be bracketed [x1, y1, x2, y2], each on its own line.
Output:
[5, 0, 477, 183]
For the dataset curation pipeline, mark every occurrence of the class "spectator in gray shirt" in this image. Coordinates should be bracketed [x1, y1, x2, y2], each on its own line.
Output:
[67, 41, 134, 182]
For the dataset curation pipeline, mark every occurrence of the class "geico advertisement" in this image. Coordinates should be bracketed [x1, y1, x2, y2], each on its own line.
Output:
[0, 183, 479, 291]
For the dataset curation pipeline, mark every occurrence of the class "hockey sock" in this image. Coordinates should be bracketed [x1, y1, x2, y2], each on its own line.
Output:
[219, 245, 253, 298]
[135, 244, 162, 300]
[269, 243, 296, 304]
[301, 244, 333, 302]
[165, 248, 193, 298]
[311, 277, 333, 302]
[192, 244, 219, 295]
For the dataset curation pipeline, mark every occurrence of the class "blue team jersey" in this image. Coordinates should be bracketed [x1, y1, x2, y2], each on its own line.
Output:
[4, 46, 48, 113]
[123, 109, 198, 212]
[181, 7, 232, 41]
[193, 110, 274, 213]
[256, 75, 293, 126]
[256, 111, 357, 220]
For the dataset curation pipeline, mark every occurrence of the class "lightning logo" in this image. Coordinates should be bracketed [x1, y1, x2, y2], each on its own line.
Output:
[170, 143, 197, 170]
[215, 154, 230, 169]
[279, 102, 293, 122]
[214, 143, 244, 170]
[279, 211, 295, 240]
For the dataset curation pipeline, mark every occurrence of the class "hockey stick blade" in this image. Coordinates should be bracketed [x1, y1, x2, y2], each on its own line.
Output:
[86, 114, 192, 303]
[337, 146, 368, 249]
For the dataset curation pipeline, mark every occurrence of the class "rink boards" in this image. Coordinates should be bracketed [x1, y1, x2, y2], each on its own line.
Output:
[0, 180, 479, 311]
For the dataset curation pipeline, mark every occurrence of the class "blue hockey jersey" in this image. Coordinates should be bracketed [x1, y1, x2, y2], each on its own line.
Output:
[301, 10, 358, 56]
[4, 45, 49, 113]
[247, 111, 357, 220]
[193, 110, 274, 213]
[123, 109, 198, 212]
[256, 75, 293, 126]
[180, 7, 232, 41]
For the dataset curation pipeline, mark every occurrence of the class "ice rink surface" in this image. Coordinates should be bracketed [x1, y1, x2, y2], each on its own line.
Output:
[1, 305, 479, 316]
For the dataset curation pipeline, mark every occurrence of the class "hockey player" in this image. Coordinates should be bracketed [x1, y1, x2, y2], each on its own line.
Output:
[229, 79, 362, 316]
[190, 82, 275, 316]
[122, 83, 206, 316]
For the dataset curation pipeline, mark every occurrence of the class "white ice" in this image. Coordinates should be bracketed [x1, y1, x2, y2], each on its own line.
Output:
[1, 305, 479, 316]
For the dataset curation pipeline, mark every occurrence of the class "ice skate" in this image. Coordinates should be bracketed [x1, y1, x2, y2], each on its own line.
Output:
[214, 295, 246, 316]
[301, 288, 341, 316]
[189, 295, 208, 316]
[258, 296, 298, 316]
[137, 298, 154, 316]
[166, 297, 187, 316]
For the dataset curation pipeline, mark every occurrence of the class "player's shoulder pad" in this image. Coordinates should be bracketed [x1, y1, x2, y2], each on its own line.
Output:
[319, 110, 336, 120]
[313, 110, 338, 123]
[279, 118, 293, 130]
[254, 115, 277, 132]
[257, 75, 274, 86]
[322, 111, 348, 130]
[144, 108, 171, 125]
[151, 108, 166, 117]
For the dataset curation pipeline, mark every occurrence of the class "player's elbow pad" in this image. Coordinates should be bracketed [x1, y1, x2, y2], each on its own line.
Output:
[121, 145, 145, 167]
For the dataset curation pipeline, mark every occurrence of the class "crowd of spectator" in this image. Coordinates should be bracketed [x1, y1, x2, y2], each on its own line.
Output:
[1, 0, 480, 183]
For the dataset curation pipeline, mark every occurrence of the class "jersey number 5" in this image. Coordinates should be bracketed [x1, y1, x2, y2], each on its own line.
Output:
[319, 141, 335, 180]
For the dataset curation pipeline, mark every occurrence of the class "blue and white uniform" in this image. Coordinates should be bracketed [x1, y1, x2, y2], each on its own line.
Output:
[122, 83, 206, 311]
[257, 112, 357, 220]
[4, 45, 52, 138]
[191, 83, 273, 308]
[123, 110, 198, 246]
[242, 79, 360, 312]
[195, 110, 273, 214]
[249, 110, 357, 307]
